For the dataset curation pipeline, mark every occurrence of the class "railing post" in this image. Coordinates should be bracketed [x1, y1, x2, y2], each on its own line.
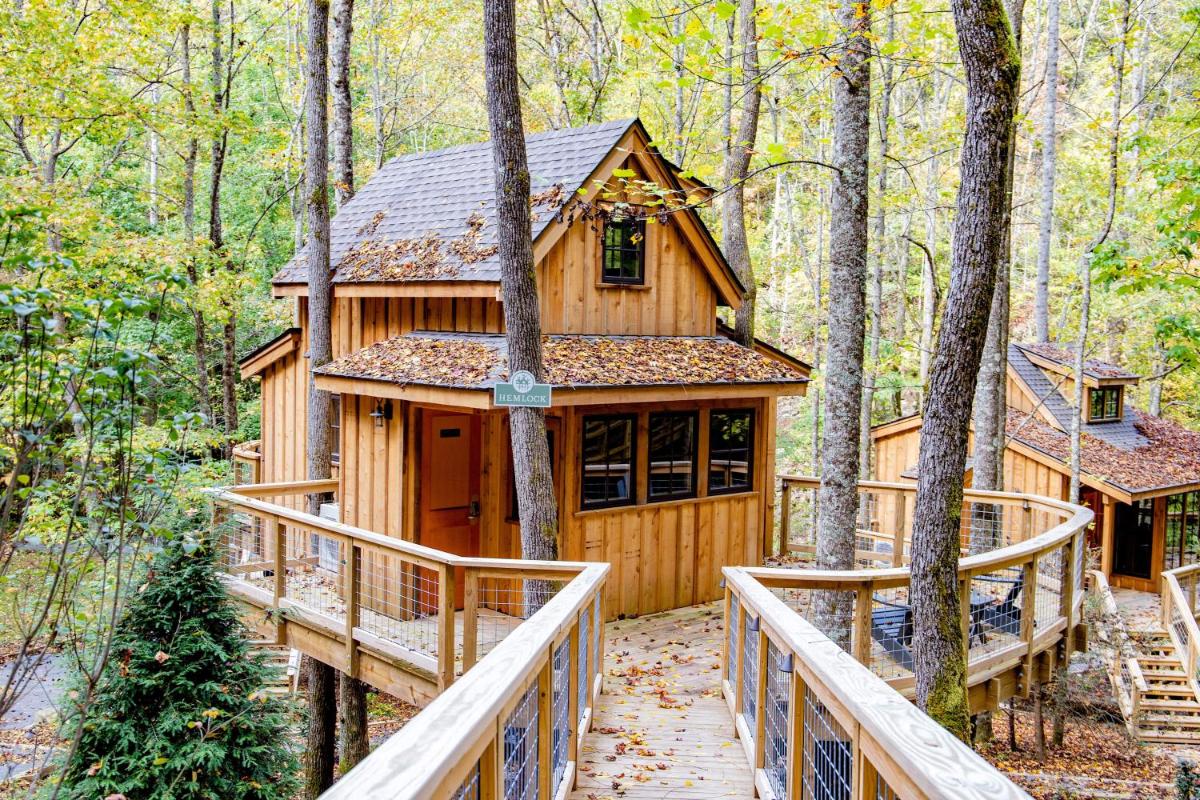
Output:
[1062, 535, 1078, 649]
[567, 619, 580, 785]
[537, 655, 552, 800]
[1022, 500, 1033, 542]
[271, 518, 287, 646]
[891, 492, 907, 567]
[853, 585, 873, 665]
[462, 568, 479, 673]
[1020, 555, 1038, 696]
[753, 626, 769, 773]
[779, 480, 792, 555]
[787, 652, 804, 800]
[438, 563, 456, 690]
[480, 735, 498, 800]
[345, 540, 360, 679]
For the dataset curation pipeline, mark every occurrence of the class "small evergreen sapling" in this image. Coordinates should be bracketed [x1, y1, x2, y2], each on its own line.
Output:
[61, 542, 299, 799]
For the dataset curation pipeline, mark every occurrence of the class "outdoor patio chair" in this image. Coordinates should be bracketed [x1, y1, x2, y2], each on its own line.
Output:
[870, 597, 914, 671]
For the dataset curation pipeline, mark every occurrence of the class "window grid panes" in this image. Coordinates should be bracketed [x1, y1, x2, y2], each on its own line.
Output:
[1166, 491, 1200, 572]
[710, 410, 754, 494]
[601, 217, 646, 284]
[1089, 386, 1121, 421]
[648, 412, 697, 500]
[580, 415, 636, 509]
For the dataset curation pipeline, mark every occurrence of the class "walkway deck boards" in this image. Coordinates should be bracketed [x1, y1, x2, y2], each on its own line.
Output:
[571, 603, 755, 800]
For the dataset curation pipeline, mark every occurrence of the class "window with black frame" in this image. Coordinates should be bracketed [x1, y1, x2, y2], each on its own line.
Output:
[330, 394, 341, 465]
[1089, 386, 1122, 421]
[709, 410, 753, 494]
[601, 216, 646, 284]
[580, 415, 636, 509]
[648, 412, 697, 501]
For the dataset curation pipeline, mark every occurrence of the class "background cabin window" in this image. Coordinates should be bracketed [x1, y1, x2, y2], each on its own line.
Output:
[1088, 386, 1121, 421]
[709, 410, 754, 494]
[581, 415, 636, 509]
[601, 217, 646, 284]
[1166, 491, 1200, 571]
[510, 431, 555, 519]
[330, 394, 341, 465]
[648, 412, 697, 500]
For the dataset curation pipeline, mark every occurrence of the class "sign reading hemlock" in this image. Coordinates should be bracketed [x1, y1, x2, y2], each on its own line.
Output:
[494, 370, 552, 408]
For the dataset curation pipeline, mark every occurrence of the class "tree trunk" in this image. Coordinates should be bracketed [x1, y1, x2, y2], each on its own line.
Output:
[860, 5, 895, 477]
[909, 0, 1019, 740]
[1034, 0, 1060, 343]
[210, 0, 238, 451]
[303, 0, 336, 792]
[814, 0, 870, 649]
[721, 0, 761, 347]
[303, 656, 338, 799]
[339, 674, 369, 769]
[331, 0, 355, 207]
[1033, 684, 1046, 761]
[180, 17, 214, 426]
[483, 0, 559, 615]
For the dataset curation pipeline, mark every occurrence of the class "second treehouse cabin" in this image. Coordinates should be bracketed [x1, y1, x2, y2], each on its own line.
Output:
[239, 119, 810, 620]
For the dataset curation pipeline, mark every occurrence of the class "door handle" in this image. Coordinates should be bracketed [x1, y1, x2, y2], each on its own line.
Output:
[468, 498, 480, 520]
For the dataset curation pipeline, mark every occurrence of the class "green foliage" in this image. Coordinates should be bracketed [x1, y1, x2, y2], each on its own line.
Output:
[60, 542, 299, 800]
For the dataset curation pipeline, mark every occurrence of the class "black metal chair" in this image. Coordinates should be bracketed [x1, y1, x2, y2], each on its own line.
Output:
[870, 597, 914, 670]
[970, 574, 1024, 645]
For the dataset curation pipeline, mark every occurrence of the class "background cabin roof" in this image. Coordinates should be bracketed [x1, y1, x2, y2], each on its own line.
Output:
[272, 119, 736, 293]
[1008, 343, 1150, 449]
[313, 331, 809, 390]
[1005, 407, 1200, 495]
[1013, 341, 1140, 382]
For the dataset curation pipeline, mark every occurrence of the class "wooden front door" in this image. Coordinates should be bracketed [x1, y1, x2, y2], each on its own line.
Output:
[419, 411, 481, 610]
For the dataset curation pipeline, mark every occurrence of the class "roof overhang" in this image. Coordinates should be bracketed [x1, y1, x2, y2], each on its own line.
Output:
[1019, 349, 1140, 388]
[272, 280, 502, 300]
[716, 320, 811, 375]
[239, 328, 301, 379]
[313, 373, 805, 409]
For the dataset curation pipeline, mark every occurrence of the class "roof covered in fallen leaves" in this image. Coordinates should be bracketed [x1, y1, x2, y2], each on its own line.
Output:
[314, 332, 809, 391]
[1006, 407, 1200, 495]
[1013, 342, 1140, 381]
[274, 120, 635, 285]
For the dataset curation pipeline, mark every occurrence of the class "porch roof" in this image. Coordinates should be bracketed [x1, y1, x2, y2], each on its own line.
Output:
[312, 331, 808, 406]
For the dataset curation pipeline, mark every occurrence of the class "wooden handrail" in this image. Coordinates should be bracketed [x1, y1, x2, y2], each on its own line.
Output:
[1161, 564, 1200, 706]
[724, 566, 1032, 799]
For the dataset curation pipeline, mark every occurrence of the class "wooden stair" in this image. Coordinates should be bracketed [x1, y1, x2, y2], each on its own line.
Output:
[249, 641, 298, 697]
[1130, 632, 1200, 744]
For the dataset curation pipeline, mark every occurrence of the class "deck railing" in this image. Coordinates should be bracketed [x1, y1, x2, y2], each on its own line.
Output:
[1087, 569, 1147, 732]
[231, 439, 261, 486]
[766, 477, 1090, 694]
[208, 481, 605, 693]
[723, 565, 1033, 799]
[1161, 563, 1200, 704]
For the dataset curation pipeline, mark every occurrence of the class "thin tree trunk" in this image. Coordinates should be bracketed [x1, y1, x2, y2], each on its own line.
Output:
[303, 0, 336, 794]
[210, 0, 238, 451]
[484, 0, 559, 615]
[339, 675, 369, 768]
[1034, 0, 1060, 343]
[814, 0, 870, 649]
[148, 83, 160, 227]
[909, 0, 1020, 740]
[1034, 684, 1046, 760]
[180, 16, 214, 426]
[722, 0, 761, 347]
[331, 0, 355, 207]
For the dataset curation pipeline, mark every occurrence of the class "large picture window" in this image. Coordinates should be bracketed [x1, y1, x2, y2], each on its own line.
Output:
[709, 410, 754, 494]
[1088, 386, 1122, 421]
[648, 412, 697, 501]
[601, 217, 646, 285]
[580, 415, 636, 509]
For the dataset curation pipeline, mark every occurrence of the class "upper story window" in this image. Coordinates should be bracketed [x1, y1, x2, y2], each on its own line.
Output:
[601, 217, 646, 285]
[1088, 386, 1122, 422]
[581, 414, 636, 509]
[709, 409, 754, 494]
[648, 412, 697, 501]
[330, 394, 341, 465]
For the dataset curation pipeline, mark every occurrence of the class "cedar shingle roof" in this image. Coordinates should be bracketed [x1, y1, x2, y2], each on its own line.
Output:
[314, 332, 809, 390]
[1006, 408, 1200, 495]
[274, 120, 636, 286]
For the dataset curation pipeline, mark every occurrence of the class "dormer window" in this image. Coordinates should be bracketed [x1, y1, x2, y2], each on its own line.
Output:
[1088, 386, 1122, 422]
[602, 217, 646, 285]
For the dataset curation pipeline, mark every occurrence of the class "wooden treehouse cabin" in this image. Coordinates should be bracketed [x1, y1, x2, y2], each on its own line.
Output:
[238, 118, 810, 625]
[872, 342, 1200, 593]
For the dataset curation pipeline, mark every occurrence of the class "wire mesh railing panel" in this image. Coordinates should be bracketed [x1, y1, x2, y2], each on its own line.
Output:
[357, 553, 440, 658]
[784, 483, 819, 552]
[283, 528, 347, 623]
[967, 565, 1025, 661]
[867, 585, 914, 680]
[800, 685, 853, 800]
[451, 761, 481, 800]
[475, 579, 567, 662]
[592, 594, 601, 680]
[1171, 601, 1191, 653]
[551, 639, 570, 793]
[741, 616, 760, 740]
[214, 512, 268, 582]
[502, 683, 540, 800]
[728, 593, 740, 684]
[873, 772, 898, 800]
[577, 612, 590, 724]
[1035, 546, 1066, 630]
[763, 639, 791, 800]
[1074, 535, 1085, 599]
[963, 501, 1007, 555]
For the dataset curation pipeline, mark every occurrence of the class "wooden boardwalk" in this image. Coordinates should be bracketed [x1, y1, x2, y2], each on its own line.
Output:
[570, 604, 754, 800]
